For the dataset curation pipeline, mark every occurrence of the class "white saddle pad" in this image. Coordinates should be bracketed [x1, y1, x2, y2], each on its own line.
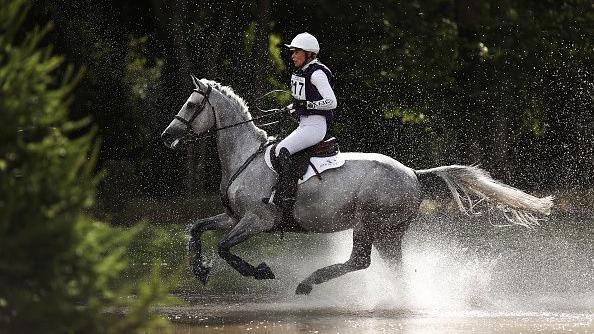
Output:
[264, 146, 345, 184]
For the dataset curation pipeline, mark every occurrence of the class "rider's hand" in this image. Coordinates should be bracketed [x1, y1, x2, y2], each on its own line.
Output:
[284, 103, 295, 114]
[293, 100, 317, 109]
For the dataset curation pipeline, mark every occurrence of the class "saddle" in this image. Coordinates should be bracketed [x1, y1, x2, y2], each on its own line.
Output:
[269, 137, 340, 179]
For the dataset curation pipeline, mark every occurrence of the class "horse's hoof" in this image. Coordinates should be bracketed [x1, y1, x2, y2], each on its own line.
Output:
[192, 263, 210, 285]
[295, 282, 312, 295]
[254, 262, 275, 280]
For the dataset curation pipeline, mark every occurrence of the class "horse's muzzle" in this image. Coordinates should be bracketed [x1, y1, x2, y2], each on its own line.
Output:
[161, 130, 180, 149]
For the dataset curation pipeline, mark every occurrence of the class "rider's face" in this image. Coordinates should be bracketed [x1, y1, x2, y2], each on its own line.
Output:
[291, 49, 307, 68]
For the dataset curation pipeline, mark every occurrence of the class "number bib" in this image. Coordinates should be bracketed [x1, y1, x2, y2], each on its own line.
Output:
[290, 74, 306, 100]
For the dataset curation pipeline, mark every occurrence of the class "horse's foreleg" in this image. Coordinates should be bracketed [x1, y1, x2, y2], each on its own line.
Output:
[189, 213, 235, 284]
[217, 211, 276, 280]
[296, 225, 373, 295]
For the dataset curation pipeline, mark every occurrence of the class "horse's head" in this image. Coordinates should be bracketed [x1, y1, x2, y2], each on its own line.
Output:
[161, 75, 217, 149]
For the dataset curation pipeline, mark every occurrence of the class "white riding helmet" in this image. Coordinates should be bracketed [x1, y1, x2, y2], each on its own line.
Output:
[284, 32, 320, 54]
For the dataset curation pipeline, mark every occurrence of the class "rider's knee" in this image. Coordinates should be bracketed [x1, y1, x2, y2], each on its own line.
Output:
[275, 143, 291, 156]
[278, 146, 290, 156]
[278, 147, 292, 166]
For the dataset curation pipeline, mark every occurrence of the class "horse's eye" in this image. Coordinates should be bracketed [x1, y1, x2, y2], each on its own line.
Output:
[187, 101, 196, 109]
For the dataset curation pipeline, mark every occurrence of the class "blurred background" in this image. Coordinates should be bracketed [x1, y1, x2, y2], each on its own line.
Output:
[26, 0, 594, 217]
[1, 0, 592, 332]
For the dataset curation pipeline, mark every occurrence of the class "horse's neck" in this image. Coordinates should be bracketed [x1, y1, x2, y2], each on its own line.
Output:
[215, 103, 265, 180]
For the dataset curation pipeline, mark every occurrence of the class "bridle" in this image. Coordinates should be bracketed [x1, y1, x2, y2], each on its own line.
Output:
[174, 85, 291, 142]
[174, 85, 214, 134]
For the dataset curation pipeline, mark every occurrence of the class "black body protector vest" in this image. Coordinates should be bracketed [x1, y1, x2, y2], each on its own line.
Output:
[291, 61, 335, 124]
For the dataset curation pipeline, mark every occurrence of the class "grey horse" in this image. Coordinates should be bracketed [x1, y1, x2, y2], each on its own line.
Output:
[161, 76, 553, 295]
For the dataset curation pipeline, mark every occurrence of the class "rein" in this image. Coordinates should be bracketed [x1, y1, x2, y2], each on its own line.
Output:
[179, 91, 290, 143]
[212, 108, 288, 132]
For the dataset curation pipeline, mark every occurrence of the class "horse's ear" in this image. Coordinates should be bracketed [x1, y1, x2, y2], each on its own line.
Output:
[191, 74, 209, 91]
[190, 74, 200, 88]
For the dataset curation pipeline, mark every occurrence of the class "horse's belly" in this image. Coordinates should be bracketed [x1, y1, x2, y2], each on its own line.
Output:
[293, 182, 362, 233]
[293, 210, 355, 233]
[291, 154, 420, 233]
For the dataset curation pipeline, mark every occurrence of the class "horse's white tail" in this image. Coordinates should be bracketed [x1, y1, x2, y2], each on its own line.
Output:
[416, 165, 554, 228]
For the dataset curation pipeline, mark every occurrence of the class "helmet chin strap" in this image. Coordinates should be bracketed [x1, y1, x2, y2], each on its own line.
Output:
[294, 53, 316, 70]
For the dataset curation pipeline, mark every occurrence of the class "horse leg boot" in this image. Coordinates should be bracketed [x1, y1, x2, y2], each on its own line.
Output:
[296, 224, 373, 295]
[188, 213, 235, 284]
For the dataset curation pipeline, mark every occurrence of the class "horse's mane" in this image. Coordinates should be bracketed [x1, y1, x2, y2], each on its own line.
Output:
[199, 78, 267, 140]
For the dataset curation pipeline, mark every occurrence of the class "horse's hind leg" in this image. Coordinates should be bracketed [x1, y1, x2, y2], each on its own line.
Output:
[372, 217, 412, 268]
[189, 213, 235, 284]
[295, 224, 373, 295]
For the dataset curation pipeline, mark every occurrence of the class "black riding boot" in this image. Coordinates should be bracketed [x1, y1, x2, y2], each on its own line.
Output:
[272, 148, 298, 221]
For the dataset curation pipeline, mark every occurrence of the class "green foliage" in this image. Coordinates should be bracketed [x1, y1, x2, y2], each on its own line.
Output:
[268, 33, 286, 74]
[0, 0, 173, 332]
[384, 106, 428, 125]
[96, 33, 164, 222]
[124, 223, 186, 283]
[124, 35, 164, 154]
[243, 22, 258, 56]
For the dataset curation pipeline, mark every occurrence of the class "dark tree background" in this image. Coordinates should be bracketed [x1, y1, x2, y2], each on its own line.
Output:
[3, 1, 590, 329]
[28, 0, 594, 220]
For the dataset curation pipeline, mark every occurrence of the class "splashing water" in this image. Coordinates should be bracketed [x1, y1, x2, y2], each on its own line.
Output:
[300, 229, 498, 313]
[170, 213, 594, 333]
[273, 213, 594, 316]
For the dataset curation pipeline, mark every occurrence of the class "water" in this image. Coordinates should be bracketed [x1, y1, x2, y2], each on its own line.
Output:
[165, 297, 594, 333]
[165, 211, 594, 333]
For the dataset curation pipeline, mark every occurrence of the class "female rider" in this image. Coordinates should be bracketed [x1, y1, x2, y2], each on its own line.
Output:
[268, 32, 337, 216]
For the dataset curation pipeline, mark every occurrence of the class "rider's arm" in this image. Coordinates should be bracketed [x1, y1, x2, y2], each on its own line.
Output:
[307, 70, 337, 110]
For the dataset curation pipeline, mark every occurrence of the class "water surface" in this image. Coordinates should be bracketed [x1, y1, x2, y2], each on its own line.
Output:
[166, 213, 594, 333]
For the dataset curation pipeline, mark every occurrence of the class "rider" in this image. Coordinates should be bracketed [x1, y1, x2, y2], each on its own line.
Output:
[268, 32, 337, 216]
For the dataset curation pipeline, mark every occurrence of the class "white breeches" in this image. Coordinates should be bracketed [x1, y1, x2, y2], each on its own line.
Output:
[275, 115, 327, 155]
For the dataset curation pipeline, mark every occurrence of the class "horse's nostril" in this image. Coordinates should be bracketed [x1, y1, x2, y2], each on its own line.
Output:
[163, 130, 175, 141]
[161, 131, 174, 148]
[161, 131, 169, 139]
